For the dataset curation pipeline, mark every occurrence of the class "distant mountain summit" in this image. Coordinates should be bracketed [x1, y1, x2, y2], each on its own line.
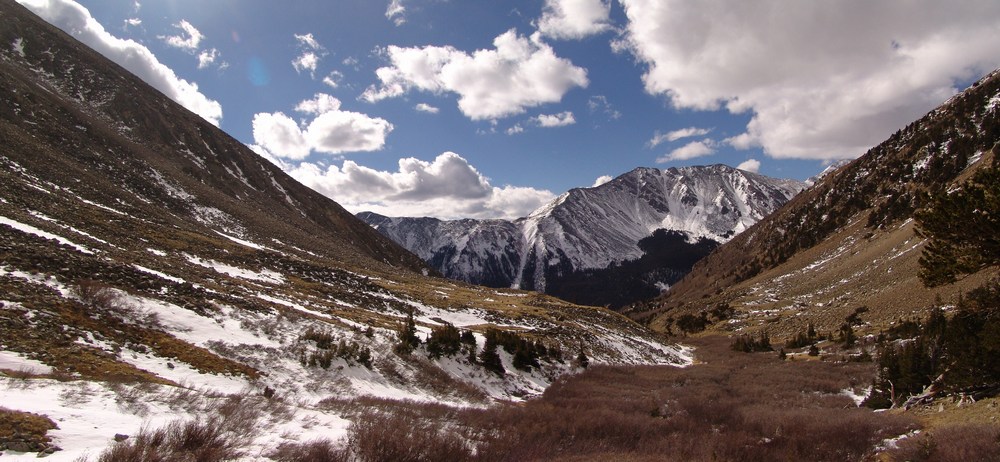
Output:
[361, 164, 804, 307]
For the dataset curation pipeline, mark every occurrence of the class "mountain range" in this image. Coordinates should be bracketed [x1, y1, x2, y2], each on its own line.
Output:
[360, 165, 804, 308]
[4, 0, 1000, 458]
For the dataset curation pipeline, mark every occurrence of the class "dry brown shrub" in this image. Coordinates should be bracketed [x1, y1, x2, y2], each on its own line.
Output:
[96, 418, 243, 462]
[270, 438, 348, 462]
[468, 335, 917, 461]
[347, 410, 473, 462]
[94, 391, 279, 461]
[406, 356, 490, 404]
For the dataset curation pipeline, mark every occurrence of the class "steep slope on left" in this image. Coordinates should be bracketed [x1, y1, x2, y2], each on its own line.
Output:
[0, 2, 688, 459]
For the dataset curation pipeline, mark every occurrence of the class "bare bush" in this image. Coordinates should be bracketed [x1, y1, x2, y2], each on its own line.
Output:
[346, 410, 472, 462]
[407, 356, 489, 403]
[96, 418, 243, 462]
[270, 439, 349, 462]
[75, 279, 162, 328]
[94, 390, 281, 461]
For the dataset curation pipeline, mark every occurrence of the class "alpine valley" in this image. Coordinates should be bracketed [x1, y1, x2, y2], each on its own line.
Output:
[3, 0, 1000, 460]
[360, 165, 804, 308]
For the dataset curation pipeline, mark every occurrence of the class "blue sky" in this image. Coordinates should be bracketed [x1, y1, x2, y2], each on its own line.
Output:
[18, 0, 1000, 219]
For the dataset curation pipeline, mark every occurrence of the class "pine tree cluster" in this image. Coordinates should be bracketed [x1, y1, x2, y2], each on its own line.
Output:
[864, 284, 1000, 408]
[730, 331, 773, 352]
[480, 328, 564, 374]
[784, 323, 821, 349]
[916, 162, 1000, 286]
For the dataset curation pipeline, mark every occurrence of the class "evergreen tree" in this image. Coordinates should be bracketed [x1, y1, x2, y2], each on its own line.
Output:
[940, 283, 1000, 392]
[512, 346, 535, 372]
[479, 330, 504, 376]
[731, 331, 773, 352]
[426, 323, 461, 359]
[576, 341, 590, 369]
[394, 310, 420, 355]
[839, 323, 857, 347]
[915, 165, 1000, 286]
[807, 344, 820, 356]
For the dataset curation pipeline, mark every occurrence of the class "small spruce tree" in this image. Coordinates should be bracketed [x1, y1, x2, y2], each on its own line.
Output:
[576, 341, 590, 369]
[393, 310, 420, 355]
[807, 344, 820, 356]
[479, 330, 504, 376]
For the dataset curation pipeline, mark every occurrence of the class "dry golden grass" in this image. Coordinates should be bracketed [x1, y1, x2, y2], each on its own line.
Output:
[906, 396, 1000, 430]
[650, 211, 998, 343]
[0, 407, 58, 452]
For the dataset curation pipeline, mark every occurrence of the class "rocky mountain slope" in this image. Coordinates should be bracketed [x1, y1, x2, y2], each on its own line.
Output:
[639, 68, 1000, 339]
[0, 1, 689, 458]
[361, 165, 804, 308]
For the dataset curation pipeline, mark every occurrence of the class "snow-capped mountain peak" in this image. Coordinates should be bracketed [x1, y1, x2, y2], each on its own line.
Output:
[361, 164, 804, 307]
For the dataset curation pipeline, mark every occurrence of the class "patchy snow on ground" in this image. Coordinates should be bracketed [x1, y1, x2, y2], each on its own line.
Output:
[214, 230, 272, 251]
[0, 266, 74, 298]
[119, 345, 249, 392]
[124, 293, 283, 351]
[132, 264, 186, 284]
[255, 292, 332, 320]
[75, 196, 129, 216]
[0, 215, 94, 254]
[184, 254, 284, 284]
[0, 377, 353, 462]
[0, 350, 54, 374]
[841, 386, 871, 407]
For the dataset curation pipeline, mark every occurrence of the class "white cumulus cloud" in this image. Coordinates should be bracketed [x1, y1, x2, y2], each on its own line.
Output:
[18, 0, 222, 126]
[284, 152, 556, 219]
[656, 139, 716, 163]
[294, 93, 342, 115]
[292, 33, 325, 78]
[736, 158, 761, 173]
[534, 111, 576, 127]
[252, 93, 393, 159]
[159, 19, 202, 51]
[196, 48, 220, 69]
[414, 103, 440, 114]
[362, 29, 588, 120]
[252, 112, 310, 160]
[588, 95, 622, 120]
[648, 127, 712, 147]
[537, 0, 613, 40]
[619, 0, 1000, 160]
[592, 175, 613, 187]
[386, 0, 407, 26]
[322, 70, 343, 88]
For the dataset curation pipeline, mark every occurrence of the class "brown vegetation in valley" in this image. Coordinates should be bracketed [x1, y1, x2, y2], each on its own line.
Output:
[285, 335, 922, 461]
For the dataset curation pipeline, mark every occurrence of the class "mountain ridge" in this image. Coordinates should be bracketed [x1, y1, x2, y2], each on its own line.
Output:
[361, 164, 804, 307]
